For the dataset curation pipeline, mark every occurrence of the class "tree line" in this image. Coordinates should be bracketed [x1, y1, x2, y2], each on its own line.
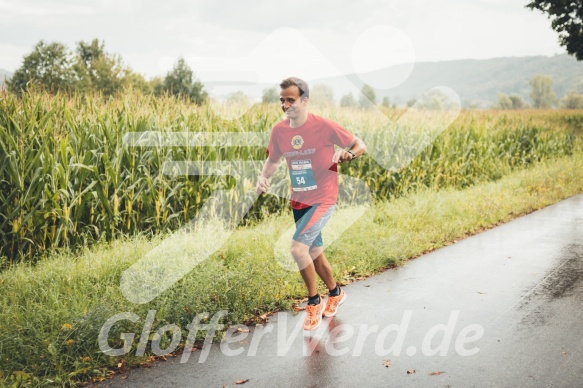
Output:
[263, 75, 583, 110]
[495, 74, 583, 109]
[262, 83, 391, 109]
[6, 39, 207, 103]
[6, 39, 583, 110]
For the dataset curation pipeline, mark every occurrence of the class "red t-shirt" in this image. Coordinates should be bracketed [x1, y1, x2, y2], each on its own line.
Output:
[266, 113, 355, 209]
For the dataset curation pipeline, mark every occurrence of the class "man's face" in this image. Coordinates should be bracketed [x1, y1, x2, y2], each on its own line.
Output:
[280, 86, 307, 119]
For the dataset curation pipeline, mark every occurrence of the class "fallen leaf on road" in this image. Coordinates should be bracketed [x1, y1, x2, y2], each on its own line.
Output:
[236, 328, 250, 333]
[562, 351, 568, 355]
[235, 379, 250, 384]
[383, 360, 391, 368]
[429, 371, 445, 376]
[407, 369, 416, 374]
[120, 376, 128, 380]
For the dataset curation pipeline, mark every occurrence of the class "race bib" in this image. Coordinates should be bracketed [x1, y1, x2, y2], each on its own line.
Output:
[290, 160, 317, 192]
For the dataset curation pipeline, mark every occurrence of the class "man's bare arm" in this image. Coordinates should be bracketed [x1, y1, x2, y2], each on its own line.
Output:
[256, 158, 280, 195]
[332, 136, 367, 164]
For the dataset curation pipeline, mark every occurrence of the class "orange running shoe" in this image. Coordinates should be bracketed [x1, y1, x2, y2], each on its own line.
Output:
[323, 288, 346, 318]
[303, 296, 325, 331]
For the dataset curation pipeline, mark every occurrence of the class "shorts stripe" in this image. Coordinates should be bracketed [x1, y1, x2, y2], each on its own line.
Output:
[292, 204, 335, 247]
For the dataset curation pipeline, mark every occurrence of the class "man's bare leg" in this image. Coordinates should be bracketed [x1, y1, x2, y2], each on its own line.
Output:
[309, 246, 336, 291]
[291, 240, 318, 296]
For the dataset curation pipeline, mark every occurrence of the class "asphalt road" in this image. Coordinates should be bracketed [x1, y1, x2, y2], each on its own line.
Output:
[99, 194, 583, 388]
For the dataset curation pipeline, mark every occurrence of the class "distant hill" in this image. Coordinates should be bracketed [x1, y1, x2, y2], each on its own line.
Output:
[317, 54, 583, 108]
[0, 69, 12, 89]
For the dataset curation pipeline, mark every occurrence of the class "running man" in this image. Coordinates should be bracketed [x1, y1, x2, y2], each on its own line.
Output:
[256, 77, 366, 331]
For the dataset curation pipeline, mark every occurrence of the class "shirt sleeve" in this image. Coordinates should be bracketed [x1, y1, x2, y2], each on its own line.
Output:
[266, 126, 283, 162]
[327, 118, 355, 148]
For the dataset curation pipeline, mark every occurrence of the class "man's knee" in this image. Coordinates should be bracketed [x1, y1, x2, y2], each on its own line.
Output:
[309, 246, 323, 260]
[290, 241, 309, 259]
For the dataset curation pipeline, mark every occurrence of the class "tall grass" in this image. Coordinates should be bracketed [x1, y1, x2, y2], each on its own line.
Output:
[0, 90, 581, 265]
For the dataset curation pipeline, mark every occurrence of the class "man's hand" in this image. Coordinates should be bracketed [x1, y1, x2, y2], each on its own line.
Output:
[256, 176, 270, 195]
[332, 149, 353, 164]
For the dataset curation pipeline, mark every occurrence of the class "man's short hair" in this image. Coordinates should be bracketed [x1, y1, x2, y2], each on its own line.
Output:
[280, 77, 309, 98]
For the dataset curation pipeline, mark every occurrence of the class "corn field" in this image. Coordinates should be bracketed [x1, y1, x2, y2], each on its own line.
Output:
[0, 90, 581, 265]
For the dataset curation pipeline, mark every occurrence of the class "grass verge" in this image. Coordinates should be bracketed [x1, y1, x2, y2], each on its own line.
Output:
[1, 152, 583, 386]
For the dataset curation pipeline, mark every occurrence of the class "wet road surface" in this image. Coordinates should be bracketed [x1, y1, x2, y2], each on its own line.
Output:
[99, 194, 583, 387]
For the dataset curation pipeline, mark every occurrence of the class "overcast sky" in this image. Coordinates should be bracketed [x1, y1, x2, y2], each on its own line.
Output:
[0, 0, 565, 85]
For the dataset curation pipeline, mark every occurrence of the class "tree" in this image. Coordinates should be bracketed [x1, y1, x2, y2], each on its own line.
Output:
[496, 93, 525, 109]
[149, 76, 164, 96]
[359, 84, 376, 108]
[381, 96, 391, 108]
[560, 90, 583, 109]
[73, 39, 128, 96]
[412, 90, 454, 110]
[262, 86, 278, 103]
[526, 1, 583, 60]
[496, 93, 513, 109]
[310, 83, 335, 107]
[509, 95, 525, 109]
[340, 93, 356, 107]
[123, 70, 152, 94]
[227, 90, 250, 105]
[161, 57, 207, 104]
[530, 75, 557, 108]
[7, 41, 74, 94]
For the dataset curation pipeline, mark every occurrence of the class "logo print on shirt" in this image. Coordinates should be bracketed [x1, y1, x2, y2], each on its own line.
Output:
[291, 135, 304, 150]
